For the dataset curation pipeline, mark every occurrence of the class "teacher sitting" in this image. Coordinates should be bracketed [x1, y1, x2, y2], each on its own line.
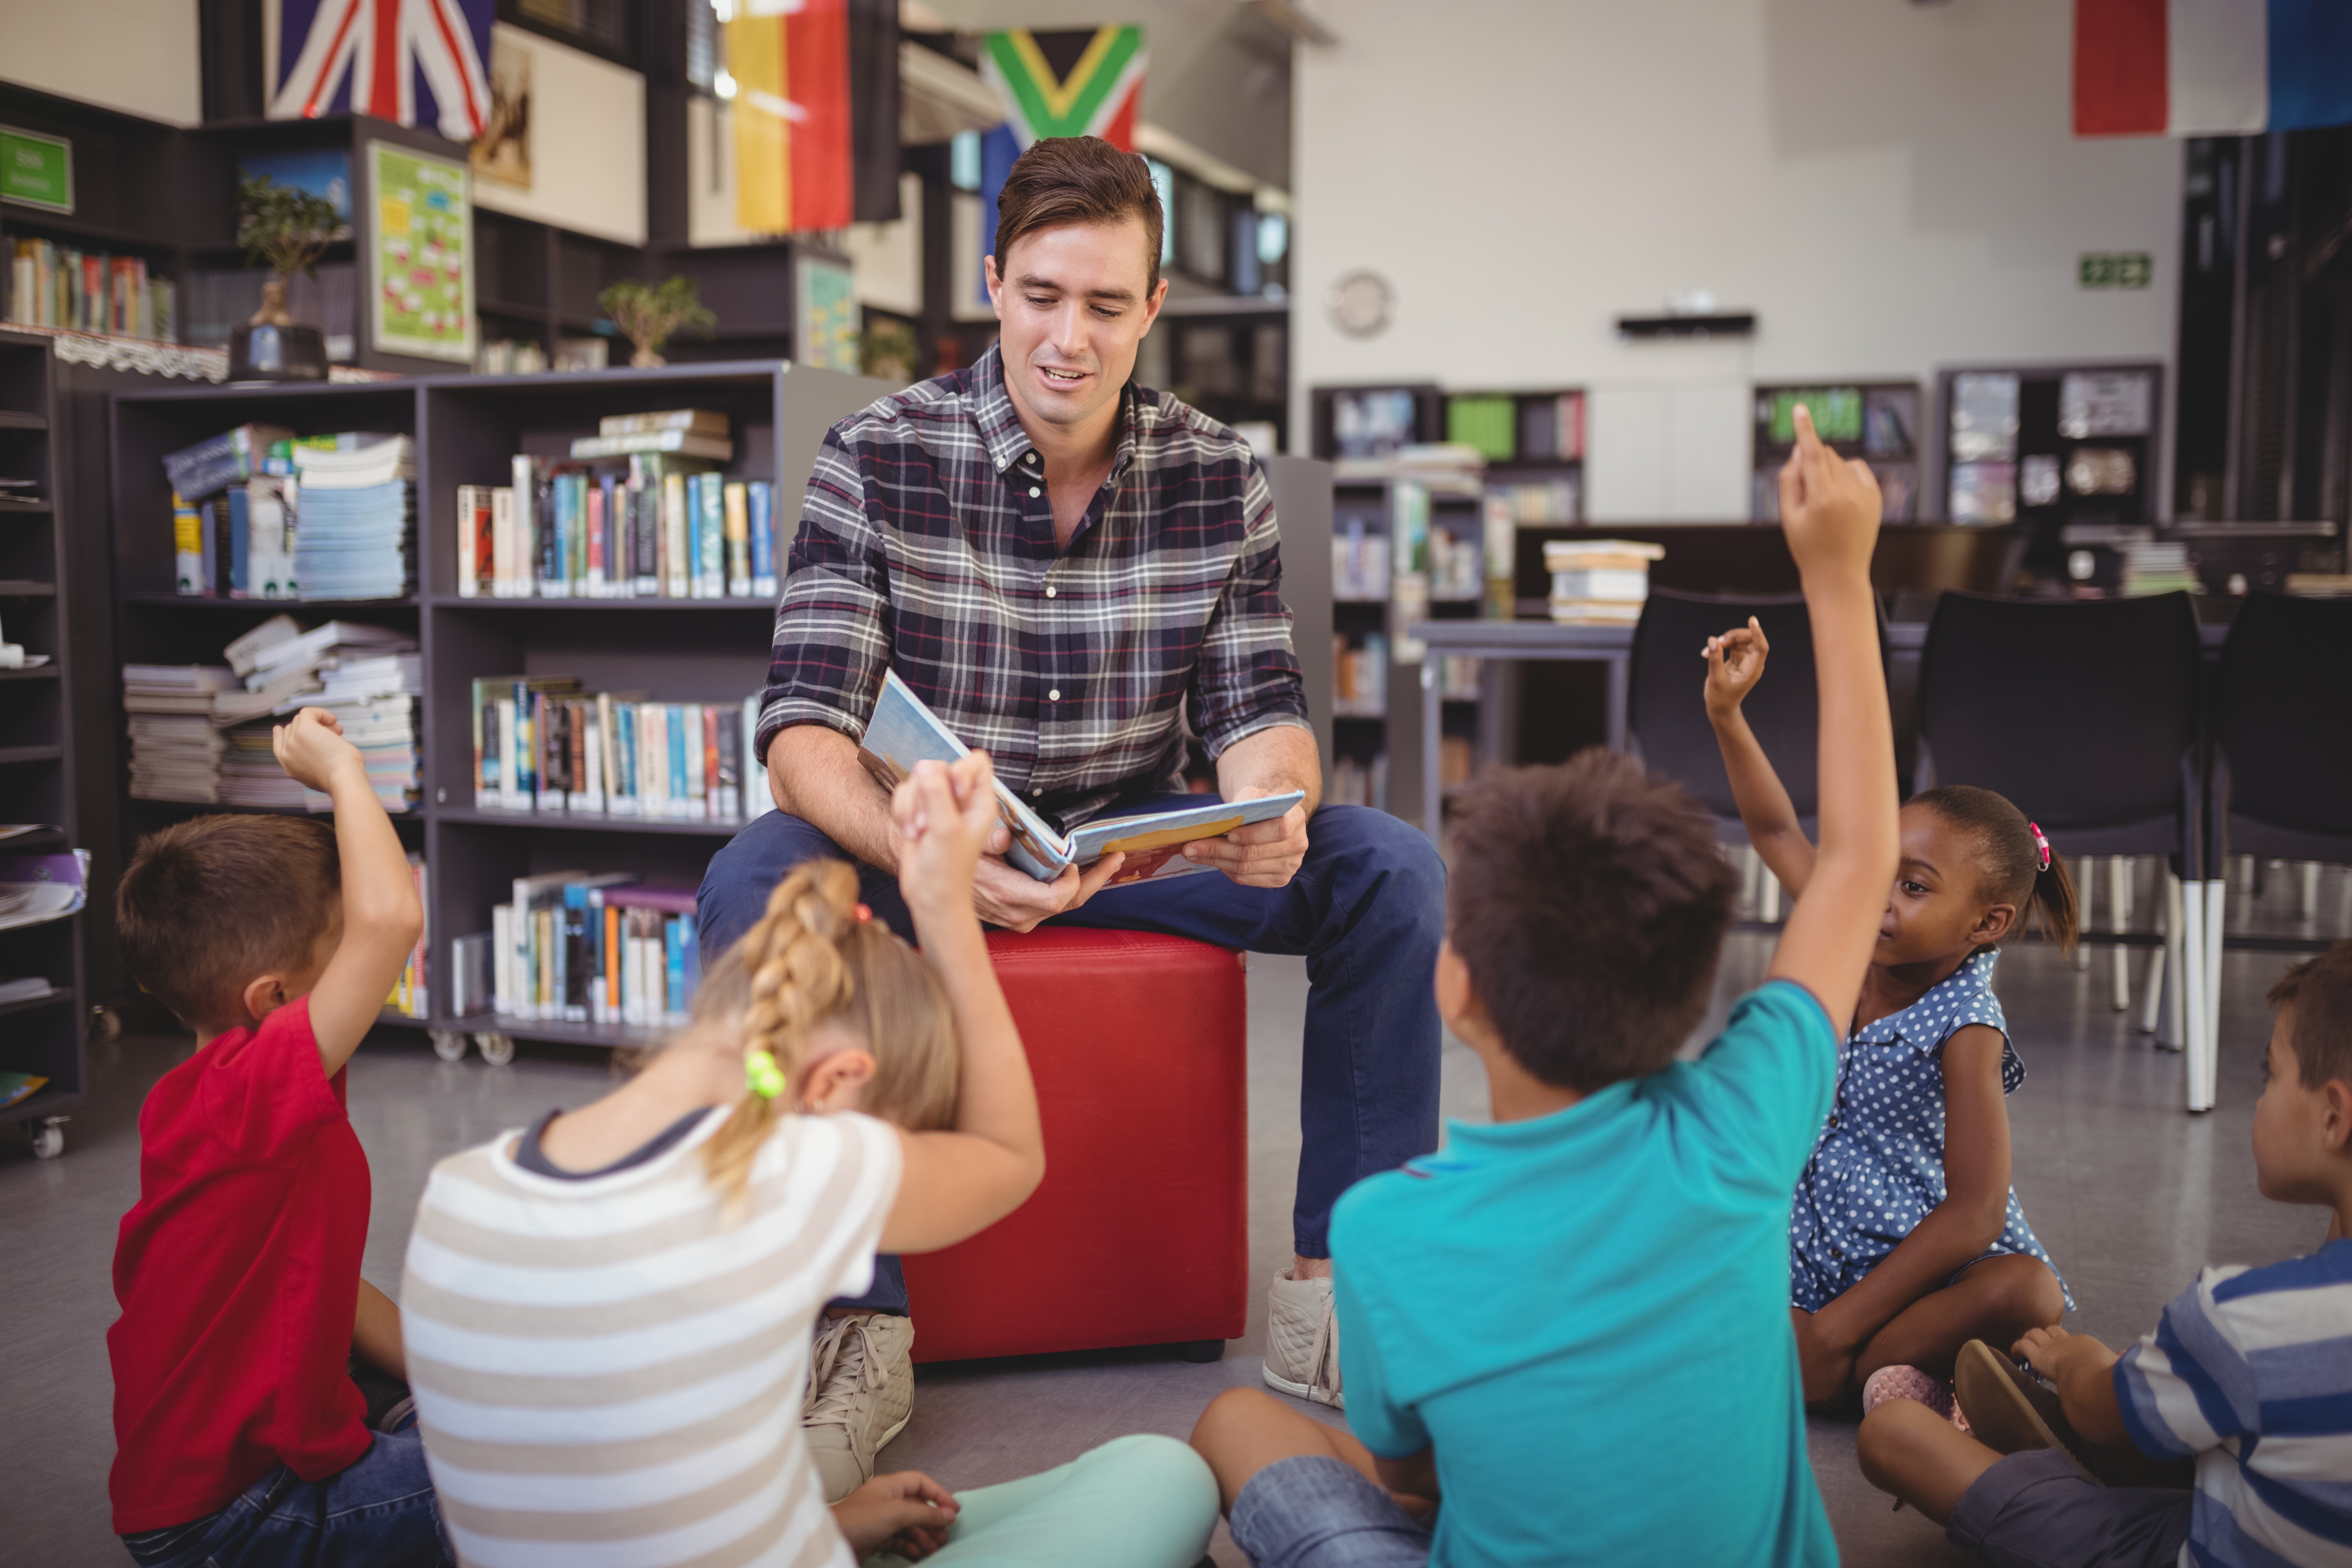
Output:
[698, 134, 1444, 1502]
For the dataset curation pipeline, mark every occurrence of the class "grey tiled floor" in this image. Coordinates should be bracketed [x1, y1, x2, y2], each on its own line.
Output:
[4, 867, 2339, 1567]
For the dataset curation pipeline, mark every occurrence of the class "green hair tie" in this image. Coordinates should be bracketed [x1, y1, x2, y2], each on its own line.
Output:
[745, 1049, 786, 1101]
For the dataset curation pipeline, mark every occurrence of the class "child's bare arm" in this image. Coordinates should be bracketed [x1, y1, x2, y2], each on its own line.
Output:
[2016, 1327, 2132, 1449]
[1703, 618, 1819, 897]
[879, 754, 1068, 1252]
[272, 708, 422, 1078]
[1764, 407, 1898, 1024]
[1373, 1449, 1439, 1504]
[353, 1278, 406, 1380]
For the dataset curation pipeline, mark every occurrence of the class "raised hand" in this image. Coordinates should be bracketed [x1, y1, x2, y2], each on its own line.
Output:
[1702, 617, 1771, 721]
[1778, 404, 1882, 583]
[271, 707, 363, 793]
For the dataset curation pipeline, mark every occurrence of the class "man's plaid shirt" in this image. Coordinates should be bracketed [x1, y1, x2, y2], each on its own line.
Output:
[758, 343, 1309, 830]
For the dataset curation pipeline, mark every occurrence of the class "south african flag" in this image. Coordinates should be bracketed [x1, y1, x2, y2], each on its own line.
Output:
[979, 26, 1148, 150]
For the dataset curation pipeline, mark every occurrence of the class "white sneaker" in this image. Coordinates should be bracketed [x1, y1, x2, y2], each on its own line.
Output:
[803, 1311, 915, 1504]
[1261, 1268, 1343, 1407]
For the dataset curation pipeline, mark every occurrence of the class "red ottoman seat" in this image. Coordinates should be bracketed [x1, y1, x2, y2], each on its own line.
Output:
[899, 926, 1249, 1363]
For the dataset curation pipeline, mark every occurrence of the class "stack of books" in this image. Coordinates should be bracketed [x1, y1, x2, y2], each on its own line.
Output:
[1545, 539, 1665, 625]
[455, 412, 780, 600]
[122, 665, 241, 803]
[475, 875, 700, 1027]
[293, 436, 415, 601]
[471, 678, 771, 823]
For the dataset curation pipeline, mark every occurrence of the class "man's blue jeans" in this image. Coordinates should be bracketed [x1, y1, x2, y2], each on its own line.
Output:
[698, 795, 1446, 1316]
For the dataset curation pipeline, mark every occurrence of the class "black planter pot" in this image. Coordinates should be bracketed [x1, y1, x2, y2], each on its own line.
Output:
[228, 322, 329, 382]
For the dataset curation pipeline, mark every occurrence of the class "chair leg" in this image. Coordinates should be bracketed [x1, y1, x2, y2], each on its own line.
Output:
[2301, 861, 2321, 922]
[1742, 845, 1760, 915]
[2110, 856, 2134, 1011]
[2156, 871, 2186, 1050]
[2142, 936, 2168, 1036]
[1761, 869, 1781, 925]
[2201, 878, 2226, 1110]
[2182, 879, 2213, 1113]
[2075, 857, 2094, 970]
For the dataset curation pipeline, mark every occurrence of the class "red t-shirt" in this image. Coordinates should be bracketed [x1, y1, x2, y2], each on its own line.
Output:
[107, 996, 373, 1533]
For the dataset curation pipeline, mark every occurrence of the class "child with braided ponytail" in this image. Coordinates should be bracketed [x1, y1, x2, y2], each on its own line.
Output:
[1704, 618, 2073, 1424]
[400, 753, 1218, 1568]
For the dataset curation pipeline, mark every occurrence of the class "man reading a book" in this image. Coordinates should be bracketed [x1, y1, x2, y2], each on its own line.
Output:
[697, 134, 1446, 1498]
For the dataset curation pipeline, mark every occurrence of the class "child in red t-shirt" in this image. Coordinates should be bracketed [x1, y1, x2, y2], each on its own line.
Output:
[108, 708, 437, 1568]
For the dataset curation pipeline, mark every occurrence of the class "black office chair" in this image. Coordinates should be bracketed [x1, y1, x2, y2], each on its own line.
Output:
[1626, 590, 1855, 921]
[2211, 591, 2352, 923]
[1915, 590, 2211, 1106]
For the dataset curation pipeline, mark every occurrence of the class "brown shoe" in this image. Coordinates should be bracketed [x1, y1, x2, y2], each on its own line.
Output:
[1952, 1339, 2099, 1478]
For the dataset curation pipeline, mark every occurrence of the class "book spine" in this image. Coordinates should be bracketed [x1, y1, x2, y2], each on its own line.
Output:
[749, 481, 777, 598]
[742, 696, 771, 819]
[569, 698, 593, 812]
[669, 704, 690, 819]
[723, 480, 750, 598]
[631, 458, 657, 595]
[173, 491, 203, 595]
[584, 477, 604, 597]
[496, 696, 519, 808]
[514, 685, 536, 804]
[663, 473, 688, 597]
[684, 475, 704, 600]
[701, 476, 726, 598]
[492, 903, 513, 1014]
[701, 705, 719, 819]
[472, 677, 490, 805]
[664, 917, 686, 1023]
[456, 485, 479, 597]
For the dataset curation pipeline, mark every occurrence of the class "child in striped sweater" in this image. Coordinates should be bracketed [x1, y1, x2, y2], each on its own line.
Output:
[401, 753, 1216, 1568]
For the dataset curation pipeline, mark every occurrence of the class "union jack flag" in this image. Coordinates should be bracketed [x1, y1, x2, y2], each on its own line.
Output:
[267, 0, 495, 141]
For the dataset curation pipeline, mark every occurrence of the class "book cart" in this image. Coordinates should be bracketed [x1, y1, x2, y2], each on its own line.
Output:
[0, 328, 90, 1156]
[108, 361, 889, 1064]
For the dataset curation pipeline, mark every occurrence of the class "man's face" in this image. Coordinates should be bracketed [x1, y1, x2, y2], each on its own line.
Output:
[986, 216, 1167, 438]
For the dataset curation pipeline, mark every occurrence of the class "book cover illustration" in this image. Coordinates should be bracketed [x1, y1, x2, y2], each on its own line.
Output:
[856, 670, 1303, 885]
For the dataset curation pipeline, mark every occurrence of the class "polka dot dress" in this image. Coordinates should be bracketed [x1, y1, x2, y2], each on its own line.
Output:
[1786, 948, 2071, 1313]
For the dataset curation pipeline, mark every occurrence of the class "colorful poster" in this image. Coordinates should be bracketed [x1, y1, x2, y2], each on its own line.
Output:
[367, 141, 475, 363]
[797, 256, 860, 373]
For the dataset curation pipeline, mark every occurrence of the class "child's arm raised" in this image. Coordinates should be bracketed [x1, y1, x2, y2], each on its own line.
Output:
[272, 708, 423, 1079]
[1704, 618, 1819, 897]
[877, 755, 1111, 1252]
[1765, 408, 1898, 1024]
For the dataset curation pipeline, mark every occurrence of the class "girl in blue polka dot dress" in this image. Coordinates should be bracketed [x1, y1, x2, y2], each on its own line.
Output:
[1705, 616, 2072, 1423]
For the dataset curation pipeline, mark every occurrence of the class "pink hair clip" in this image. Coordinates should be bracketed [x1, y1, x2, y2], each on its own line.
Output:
[2026, 821, 2052, 873]
[853, 903, 874, 923]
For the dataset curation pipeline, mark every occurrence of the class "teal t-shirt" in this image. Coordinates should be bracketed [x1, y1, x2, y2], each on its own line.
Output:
[1331, 980, 1841, 1568]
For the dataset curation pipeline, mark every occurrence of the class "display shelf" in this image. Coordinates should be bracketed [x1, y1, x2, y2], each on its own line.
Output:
[0, 986, 72, 1021]
[0, 744, 62, 763]
[0, 500, 52, 515]
[0, 580, 56, 595]
[109, 360, 892, 1055]
[0, 668, 59, 682]
[0, 411, 48, 432]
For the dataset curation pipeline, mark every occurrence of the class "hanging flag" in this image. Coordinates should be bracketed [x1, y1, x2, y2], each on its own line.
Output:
[2076, 0, 2352, 136]
[267, 0, 495, 140]
[979, 26, 1147, 150]
[728, 0, 854, 234]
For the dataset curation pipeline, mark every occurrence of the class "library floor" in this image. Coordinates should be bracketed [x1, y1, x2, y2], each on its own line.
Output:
[4, 873, 2339, 1567]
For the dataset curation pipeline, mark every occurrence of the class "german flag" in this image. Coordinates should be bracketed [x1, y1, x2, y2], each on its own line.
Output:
[729, 0, 853, 234]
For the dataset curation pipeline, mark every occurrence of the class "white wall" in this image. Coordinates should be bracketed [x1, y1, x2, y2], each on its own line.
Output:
[0, 0, 202, 126]
[472, 23, 645, 247]
[1293, 0, 2184, 518]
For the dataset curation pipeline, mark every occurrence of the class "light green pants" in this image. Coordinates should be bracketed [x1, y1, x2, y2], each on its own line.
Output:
[862, 1433, 1218, 1568]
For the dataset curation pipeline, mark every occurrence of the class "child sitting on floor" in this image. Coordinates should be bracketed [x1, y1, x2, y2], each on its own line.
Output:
[1858, 939, 2352, 1566]
[399, 752, 1218, 1568]
[1704, 621, 2072, 1415]
[1188, 406, 1897, 1566]
[108, 708, 437, 1567]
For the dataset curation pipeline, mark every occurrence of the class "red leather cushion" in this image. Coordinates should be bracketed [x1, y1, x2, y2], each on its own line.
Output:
[899, 927, 1249, 1362]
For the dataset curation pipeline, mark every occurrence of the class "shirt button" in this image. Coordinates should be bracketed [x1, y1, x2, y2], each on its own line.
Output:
[1029, 486, 1041, 497]
[1031, 787, 1043, 796]
[995, 457, 1007, 470]
[1045, 585, 1057, 598]
[1048, 688, 1061, 701]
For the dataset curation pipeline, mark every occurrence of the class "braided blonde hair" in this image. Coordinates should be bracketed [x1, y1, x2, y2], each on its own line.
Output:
[694, 860, 959, 1208]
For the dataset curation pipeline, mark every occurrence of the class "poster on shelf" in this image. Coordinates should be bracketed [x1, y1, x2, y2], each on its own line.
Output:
[796, 257, 861, 372]
[365, 141, 477, 364]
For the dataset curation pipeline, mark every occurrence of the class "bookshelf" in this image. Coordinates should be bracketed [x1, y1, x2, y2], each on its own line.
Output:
[1934, 362, 2165, 577]
[0, 327, 89, 1157]
[1752, 381, 1922, 523]
[108, 360, 891, 1062]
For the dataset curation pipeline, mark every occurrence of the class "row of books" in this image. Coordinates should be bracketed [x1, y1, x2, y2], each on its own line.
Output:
[473, 680, 771, 823]
[168, 431, 417, 602]
[387, 854, 431, 1018]
[1333, 632, 1389, 717]
[457, 463, 780, 601]
[7, 241, 175, 341]
[461, 874, 701, 1026]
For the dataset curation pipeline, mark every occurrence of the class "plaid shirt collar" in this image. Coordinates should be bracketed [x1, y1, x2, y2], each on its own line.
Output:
[967, 344, 1142, 492]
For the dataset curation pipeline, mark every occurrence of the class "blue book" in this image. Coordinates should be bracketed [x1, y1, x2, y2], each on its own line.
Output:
[226, 486, 251, 596]
[855, 669, 1304, 884]
[680, 913, 699, 1002]
[616, 702, 638, 808]
[513, 681, 537, 799]
[749, 481, 776, 597]
[667, 703, 687, 817]
[663, 917, 687, 1021]
[684, 476, 704, 599]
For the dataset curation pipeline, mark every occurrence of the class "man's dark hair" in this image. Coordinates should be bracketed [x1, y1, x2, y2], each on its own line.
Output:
[2268, 940, 2352, 1090]
[1448, 751, 1738, 1092]
[993, 135, 1164, 294]
[117, 814, 340, 1032]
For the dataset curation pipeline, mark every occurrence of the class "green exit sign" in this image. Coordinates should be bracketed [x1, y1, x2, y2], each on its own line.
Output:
[2080, 252, 2152, 290]
[0, 127, 72, 215]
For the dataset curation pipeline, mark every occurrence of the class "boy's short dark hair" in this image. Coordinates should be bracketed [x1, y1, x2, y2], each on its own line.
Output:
[2269, 940, 2352, 1089]
[117, 815, 340, 1032]
[1448, 751, 1738, 1091]
[993, 135, 1164, 294]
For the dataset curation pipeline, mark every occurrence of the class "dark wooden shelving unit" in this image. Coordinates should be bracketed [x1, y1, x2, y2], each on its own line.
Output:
[0, 327, 90, 1157]
[109, 359, 888, 1063]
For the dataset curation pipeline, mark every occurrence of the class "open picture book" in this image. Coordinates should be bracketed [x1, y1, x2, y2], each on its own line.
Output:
[858, 670, 1304, 886]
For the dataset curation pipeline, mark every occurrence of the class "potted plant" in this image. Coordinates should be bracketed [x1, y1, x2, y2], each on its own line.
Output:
[233, 174, 341, 382]
[598, 276, 716, 368]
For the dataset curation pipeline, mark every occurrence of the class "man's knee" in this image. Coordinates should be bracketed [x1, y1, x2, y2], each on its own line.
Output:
[1311, 805, 1446, 940]
[698, 811, 845, 959]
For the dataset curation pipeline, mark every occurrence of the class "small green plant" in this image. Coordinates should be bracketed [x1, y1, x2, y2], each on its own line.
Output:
[598, 276, 717, 368]
[861, 317, 920, 385]
[237, 174, 342, 328]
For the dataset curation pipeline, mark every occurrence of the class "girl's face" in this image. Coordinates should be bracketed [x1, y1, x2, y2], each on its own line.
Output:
[1872, 803, 2017, 968]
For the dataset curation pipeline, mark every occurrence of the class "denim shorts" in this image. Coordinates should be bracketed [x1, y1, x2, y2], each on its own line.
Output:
[1948, 1447, 2193, 1568]
[1228, 1455, 1433, 1568]
[120, 1413, 450, 1568]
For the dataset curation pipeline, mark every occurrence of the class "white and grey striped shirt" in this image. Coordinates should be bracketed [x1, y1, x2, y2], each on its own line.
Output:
[400, 1107, 902, 1568]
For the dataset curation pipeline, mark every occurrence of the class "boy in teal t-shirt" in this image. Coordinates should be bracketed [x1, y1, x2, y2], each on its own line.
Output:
[1190, 407, 1899, 1566]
